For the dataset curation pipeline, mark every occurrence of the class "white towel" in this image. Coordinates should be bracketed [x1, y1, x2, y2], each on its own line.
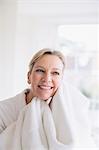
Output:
[0, 83, 98, 150]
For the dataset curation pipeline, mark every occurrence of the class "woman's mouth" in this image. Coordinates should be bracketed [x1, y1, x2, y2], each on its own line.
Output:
[38, 85, 53, 90]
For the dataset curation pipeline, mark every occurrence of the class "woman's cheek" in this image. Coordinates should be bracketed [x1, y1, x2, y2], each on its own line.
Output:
[32, 73, 40, 81]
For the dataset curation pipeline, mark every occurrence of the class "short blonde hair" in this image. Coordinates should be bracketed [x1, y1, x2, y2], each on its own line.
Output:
[28, 48, 66, 73]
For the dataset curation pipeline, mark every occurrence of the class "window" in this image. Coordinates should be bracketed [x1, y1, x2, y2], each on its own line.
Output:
[58, 24, 99, 109]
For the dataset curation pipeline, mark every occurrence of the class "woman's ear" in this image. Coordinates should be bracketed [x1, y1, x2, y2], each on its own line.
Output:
[27, 72, 31, 84]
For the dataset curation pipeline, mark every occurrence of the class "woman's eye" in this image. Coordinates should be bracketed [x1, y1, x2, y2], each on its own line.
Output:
[52, 72, 60, 75]
[35, 69, 44, 73]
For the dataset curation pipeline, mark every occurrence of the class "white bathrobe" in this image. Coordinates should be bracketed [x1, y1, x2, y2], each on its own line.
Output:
[0, 82, 98, 150]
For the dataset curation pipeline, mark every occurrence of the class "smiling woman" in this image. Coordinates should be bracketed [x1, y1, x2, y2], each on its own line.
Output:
[0, 48, 66, 132]
[27, 49, 65, 102]
[0, 48, 97, 149]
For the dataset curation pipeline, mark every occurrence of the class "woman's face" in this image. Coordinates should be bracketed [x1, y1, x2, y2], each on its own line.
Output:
[28, 54, 64, 100]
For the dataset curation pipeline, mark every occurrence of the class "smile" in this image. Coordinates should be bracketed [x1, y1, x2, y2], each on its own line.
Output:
[38, 85, 53, 90]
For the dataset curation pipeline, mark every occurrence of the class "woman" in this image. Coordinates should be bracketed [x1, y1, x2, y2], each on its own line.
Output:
[0, 48, 65, 133]
[0, 48, 97, 149]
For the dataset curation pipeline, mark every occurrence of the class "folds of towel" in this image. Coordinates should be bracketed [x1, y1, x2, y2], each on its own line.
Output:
[0, 83, 98, 150]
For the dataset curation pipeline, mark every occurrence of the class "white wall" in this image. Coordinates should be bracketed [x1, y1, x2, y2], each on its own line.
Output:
[0, 0, 98, 100]
[0, 3, 17, 99]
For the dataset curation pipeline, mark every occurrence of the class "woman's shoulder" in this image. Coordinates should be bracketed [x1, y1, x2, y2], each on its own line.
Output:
[0, 90, 26, 107]
[0, 90, 26, 133]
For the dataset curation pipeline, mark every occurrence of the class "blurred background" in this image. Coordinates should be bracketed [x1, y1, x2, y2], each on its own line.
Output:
[0, 0, 99, 145]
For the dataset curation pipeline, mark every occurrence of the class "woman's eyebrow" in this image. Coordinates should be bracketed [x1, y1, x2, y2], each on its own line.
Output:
[34, 66, 45, 69]
[34, 66, 62, 71]
[52, 68, 62, 71]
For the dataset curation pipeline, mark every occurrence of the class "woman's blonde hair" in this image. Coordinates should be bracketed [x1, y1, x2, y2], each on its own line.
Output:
[28, 48, 66, 73]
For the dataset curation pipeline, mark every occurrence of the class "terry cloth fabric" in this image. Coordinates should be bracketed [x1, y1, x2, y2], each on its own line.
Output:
[0, 83, 98, 150]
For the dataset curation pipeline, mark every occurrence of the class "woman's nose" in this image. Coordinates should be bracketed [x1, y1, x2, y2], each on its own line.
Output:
[42, 73, 52, 82]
